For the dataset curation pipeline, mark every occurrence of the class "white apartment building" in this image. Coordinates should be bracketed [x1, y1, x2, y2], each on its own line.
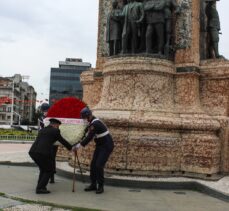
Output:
[0, 74, 37, 125]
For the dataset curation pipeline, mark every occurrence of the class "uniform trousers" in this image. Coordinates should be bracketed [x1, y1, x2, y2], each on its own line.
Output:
[29, 152, 53, 190]
[50, 145, 59, 180]
[90, 144, 113, 186]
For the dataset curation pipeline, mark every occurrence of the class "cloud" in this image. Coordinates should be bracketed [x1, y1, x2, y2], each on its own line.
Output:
[0, 0, 229, 102]
[0, 36, 15, 44]
[0, 0, 98, 45]
[0, 0, 99, 101]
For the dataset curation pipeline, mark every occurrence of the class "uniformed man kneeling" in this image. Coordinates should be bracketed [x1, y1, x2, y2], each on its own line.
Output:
[73, 108, 114, 194]
[29, 118, 72, 194]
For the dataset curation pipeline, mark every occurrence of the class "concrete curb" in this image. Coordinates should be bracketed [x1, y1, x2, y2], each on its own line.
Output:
[0, 162, 35, 167]
[1, 162, 228, 203]
[56, 167, 229, 203]
[0, 140, 33, 144]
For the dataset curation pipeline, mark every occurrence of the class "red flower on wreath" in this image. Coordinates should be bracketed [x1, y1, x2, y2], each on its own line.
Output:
[47, 97, 87, 119]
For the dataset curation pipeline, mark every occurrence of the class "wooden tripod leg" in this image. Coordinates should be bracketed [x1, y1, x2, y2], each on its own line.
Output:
[72, 153, 76, 192]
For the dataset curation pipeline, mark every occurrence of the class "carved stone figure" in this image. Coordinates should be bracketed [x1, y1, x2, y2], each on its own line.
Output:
[121, 0, 144, 54]
[205, 0, 221, 58]
[164, 0, 181, 57]
[106, 0, 122, 56]
[144, 0, 166, 55]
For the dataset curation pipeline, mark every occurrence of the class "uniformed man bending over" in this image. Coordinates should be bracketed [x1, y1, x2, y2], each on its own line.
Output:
[73, 108, 114, 194]
[29, 118, 72, 194]
[38, 103, 58, 184]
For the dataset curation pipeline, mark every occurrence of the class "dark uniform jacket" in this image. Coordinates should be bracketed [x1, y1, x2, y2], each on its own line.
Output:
[38, 114, 45, 130]
[80, 117, 114, 149]
[29, 125, 72, 156]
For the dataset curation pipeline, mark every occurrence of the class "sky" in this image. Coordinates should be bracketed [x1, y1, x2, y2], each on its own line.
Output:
[0, 0, 229, 103]
[0, 0, 99, 102]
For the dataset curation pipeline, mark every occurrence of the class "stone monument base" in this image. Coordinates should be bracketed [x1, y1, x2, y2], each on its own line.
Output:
[67, 56, 224, 178]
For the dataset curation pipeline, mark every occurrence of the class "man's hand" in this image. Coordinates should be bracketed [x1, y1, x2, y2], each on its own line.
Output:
[72, 143, 81, 152]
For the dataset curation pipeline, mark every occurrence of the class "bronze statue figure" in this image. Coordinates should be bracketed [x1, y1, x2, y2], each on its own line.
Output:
[106, 0, 122, 56]
[121, 0, 144, 54]
[105, 0, 184, 59]
[205, 0, 221, 58]
[144, 0, 166, 55]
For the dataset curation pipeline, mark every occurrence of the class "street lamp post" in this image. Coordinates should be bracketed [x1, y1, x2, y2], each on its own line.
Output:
[10, 80, 14, 126]
[13, 111, 21, 125]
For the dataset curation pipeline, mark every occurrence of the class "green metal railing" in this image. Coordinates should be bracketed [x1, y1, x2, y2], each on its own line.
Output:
[0, 135, 36, 141]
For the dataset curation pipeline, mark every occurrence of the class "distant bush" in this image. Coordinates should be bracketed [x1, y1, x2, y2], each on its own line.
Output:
[0, 129, 36, 136]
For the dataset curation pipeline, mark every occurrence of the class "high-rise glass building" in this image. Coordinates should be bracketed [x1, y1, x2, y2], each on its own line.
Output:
[49, 58, 91, 104]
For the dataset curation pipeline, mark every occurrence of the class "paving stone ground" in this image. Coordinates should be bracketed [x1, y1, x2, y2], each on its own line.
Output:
[2, 204, 70, 211]
[0, 165, 228, 211]
[0, 196, 23, 209]
[0, 142, 229, 196]
[0, 142, 229, 211]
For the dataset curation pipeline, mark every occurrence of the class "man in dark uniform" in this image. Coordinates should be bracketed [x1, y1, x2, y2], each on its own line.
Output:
[38, 103, 50, 130]
[73, 108, 114, 194]
[29, 118, 72, 194]
[38, 103, 58, 184]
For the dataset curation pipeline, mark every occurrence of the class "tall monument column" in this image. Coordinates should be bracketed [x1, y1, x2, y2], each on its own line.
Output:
[96, 0, 111, 69]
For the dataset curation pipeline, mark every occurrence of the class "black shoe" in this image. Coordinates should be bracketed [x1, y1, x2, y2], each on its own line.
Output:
[96, 186, 104, 194]
[84, 184, 97, 192]
[36, 189, 51, 194]
[50, 175, 55, 183]
[50, 179, 55, 184]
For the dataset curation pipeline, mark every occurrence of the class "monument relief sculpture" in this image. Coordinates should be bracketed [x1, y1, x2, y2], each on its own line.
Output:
[105, 0, 183, 58]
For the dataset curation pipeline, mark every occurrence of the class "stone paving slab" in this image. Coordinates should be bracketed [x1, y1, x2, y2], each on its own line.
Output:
[0, 143, 32, 163]
[0, 197, 23, 209]
[0, 143, 229, 200]
[57, 162, 229, 196]
[0, 166, 228, 211]
[3, 204, 71, 211]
